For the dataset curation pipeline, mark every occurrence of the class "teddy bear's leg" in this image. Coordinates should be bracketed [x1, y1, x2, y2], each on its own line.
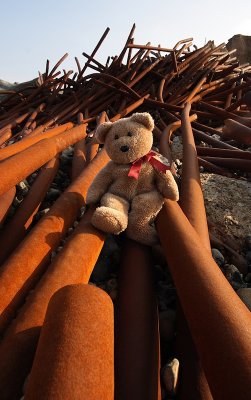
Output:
[126, 190, 164, 245]
[92, 192, 129, 235]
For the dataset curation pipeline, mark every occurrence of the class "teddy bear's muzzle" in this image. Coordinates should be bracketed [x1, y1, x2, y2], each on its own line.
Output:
[120, 145, 129, 152]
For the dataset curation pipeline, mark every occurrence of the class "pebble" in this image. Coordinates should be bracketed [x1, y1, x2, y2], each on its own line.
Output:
[16, 180, 29, 196]
[237, 288, 251, 310]
[225, 264, 247, 290]
[211, 248, 225, 267]
[161, 358, 179, 396]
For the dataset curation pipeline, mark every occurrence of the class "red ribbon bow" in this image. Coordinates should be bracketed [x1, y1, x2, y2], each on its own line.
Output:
[128, 150, 171, 179]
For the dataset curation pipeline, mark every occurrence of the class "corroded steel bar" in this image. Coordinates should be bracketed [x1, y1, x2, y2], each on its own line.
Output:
[0, 157, 59, 265]
[72, 125, 87, 180]
[0, 122, 74, 161]
[0, 209, 105, 399]
[200, 100, 251, 126]
[47, 53, 69, 78]
[127, 43, 175, 53]
[175, 303, 213, 400]
[196, 146, 251, 160]
[0, 149, 109, 335]
[85, 112, 106, 164]
[25, 284, 114, 400]
[222, 119, 251, 144]
[156, 200, 251, 400]
[78, 28, 110, 79]
[0, 112, 29, 132]
[0, 124, 85, 197]
[176, 103, 212, 399]
[115, 239, 160, 400]
[198, 157, 234, 177]
[193, 128, 239, 150]
[202, 156, 251, 172]
[180, 103, 210, 250]
[0, 129, 12, 146]
[0, 187, 16, 227]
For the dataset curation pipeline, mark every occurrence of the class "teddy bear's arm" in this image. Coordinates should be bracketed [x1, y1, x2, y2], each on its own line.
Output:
[86, 162, 114, 205]
[155, 170, 179, 201]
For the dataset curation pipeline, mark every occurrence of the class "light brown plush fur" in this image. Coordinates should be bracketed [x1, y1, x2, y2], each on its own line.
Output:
[86, 112, 179, 245]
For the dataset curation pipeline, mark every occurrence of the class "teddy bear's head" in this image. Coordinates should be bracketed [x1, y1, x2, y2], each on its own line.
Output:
[95, 112, 154, 164]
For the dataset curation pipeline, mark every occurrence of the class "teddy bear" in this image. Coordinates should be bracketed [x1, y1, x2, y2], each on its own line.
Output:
[86, 112, 179, 246]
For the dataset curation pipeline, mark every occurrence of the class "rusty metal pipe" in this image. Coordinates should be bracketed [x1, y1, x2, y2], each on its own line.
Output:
[115, 239, 161, 400]
[25, 284, 114, 400]
[156, 200, 251, 400]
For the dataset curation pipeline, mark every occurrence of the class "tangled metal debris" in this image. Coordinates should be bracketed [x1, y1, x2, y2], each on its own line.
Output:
[0, 25, 251, 399]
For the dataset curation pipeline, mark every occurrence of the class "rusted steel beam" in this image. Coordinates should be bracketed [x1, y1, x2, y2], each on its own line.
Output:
[196, 146, 251, 160]
[0, 187, 16, 227]
[0, 208, 105, 399]
[197, 157, 234, 177]
[222, 119, 251, 144]
[0, 149, 109, 335]
[0, 124, 86, 197]
[71, 117, 87, 180]
[201, 156, 251, 172]
[0, 129, 12, 146]
[0, 122, 74, 161]
[180, 103, 210, 250]
[127, 43, 175, 53]
[78, 28, 110, 79]
[193, 128, 239, 150]
[174, 102, 212, 399]
[156, 200, 251, 400]
[115, 239, 161, 400]
[0, 157, 59, 265]
[25, 284, 114, 400]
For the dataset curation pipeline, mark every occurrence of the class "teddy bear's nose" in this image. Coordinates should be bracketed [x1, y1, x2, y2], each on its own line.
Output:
[120, 145, 129, 152]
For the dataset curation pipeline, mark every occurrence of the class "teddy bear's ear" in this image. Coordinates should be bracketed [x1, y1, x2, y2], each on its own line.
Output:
[130, 112, 154, 131]
[95, 122, 113, 144]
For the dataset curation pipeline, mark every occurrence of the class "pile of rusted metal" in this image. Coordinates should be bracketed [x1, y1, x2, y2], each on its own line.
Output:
[0, 25, 251, 399]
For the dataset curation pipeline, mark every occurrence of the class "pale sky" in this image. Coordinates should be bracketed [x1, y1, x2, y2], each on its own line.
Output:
[1, 0, 251, 83]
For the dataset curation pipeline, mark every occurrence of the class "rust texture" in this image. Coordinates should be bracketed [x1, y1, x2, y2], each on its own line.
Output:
[25, 284, 114, 400]
[0, 25, 251, 399]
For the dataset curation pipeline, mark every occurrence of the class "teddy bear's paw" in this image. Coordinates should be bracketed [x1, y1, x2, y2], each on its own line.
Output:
[126, 224, 159, 246]
[92, 206, 128, 234]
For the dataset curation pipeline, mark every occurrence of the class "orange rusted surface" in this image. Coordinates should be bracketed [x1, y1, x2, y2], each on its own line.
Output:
[25, 284, 114, 400]
[157, 200, 251, 400]
[0, 157, 59, 265]
[0, 124, 86, 197]
[0, 187, 16, 227]
[180, 103, 210, 251]
[115, 239, 161, 400]
[0, 208, 105, 398]
[0, 149, 109, 335]
[0, 122, 74, 161]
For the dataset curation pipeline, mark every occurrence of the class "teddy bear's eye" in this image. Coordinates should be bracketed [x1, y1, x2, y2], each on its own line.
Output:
[127, 132, 133, 137]
[114, 135, 119, 140]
